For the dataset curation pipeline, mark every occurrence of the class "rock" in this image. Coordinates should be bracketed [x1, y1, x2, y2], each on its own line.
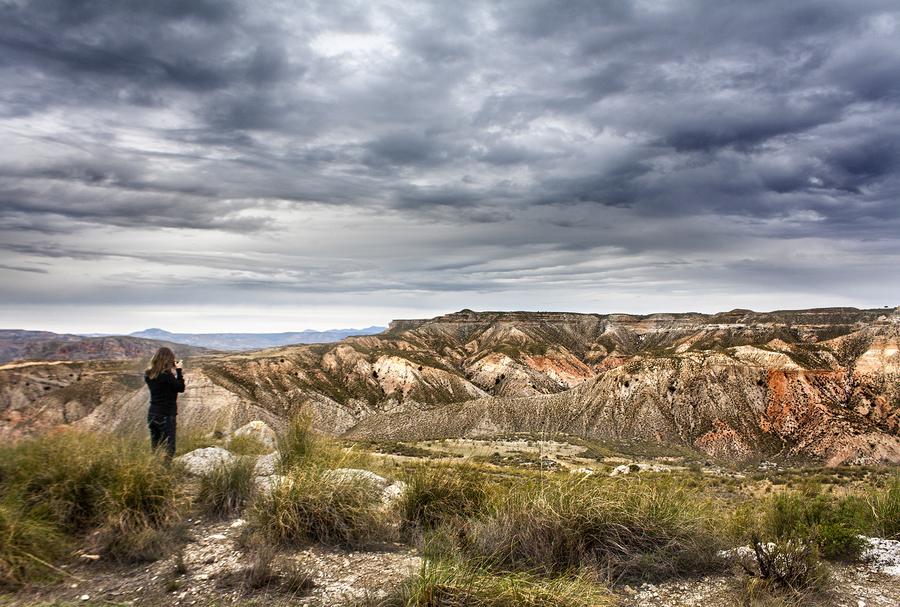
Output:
[572, 467, 594, 475]
[326, 468, 390, 489]
[233, 420, 277, 451]
[859, 536, 900, 576]
[175, 447, 235, 476]
[381, 481, 407, 506]
[254, 452, 278, 476]
[255, 474, 290, 494]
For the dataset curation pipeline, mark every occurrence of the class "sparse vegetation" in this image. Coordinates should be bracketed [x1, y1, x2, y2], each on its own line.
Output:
[736, 535, 831, 604]
[377, 559, 614, 607]
[198, 457, 257, 518]
[870, 472, 900, 539]
[0, 496, 67, 588]
[277, 412, 371, 471]
[227, 433, 272, 456]
[217, 536, 315, 594]
[0, 430, 180, 572]
[466, 476, 725, 582]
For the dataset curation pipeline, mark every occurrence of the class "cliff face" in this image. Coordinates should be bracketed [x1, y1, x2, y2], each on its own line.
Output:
[1, 307, 898, 465]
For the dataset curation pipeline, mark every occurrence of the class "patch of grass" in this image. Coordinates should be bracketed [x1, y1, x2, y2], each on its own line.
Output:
[174, 430, 221, 457]
[870, 473, 900, 539]
[0, 496, 68, 589]
[198, 457, 257, 518]
[92, 447, 182, 563]
[217, 537, 315, 595]
[0, 430, 180, 566]
[277, 413, 371, 471]
[249, 466, 392, 548]
[398, 464, 490, 533]
[227, 434, 272, 456]
[375, 559, 614, 607]
[466, 476, 725, 583]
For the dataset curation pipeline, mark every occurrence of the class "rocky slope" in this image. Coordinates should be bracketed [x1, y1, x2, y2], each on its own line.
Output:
[1, 307, 898, 464]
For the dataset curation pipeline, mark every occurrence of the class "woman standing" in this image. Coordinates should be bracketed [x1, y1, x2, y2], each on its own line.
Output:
[145, 346, 185, 457]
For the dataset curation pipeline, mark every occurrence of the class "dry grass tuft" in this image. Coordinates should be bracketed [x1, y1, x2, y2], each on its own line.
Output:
[466, 476, 725, 583]
[249, 466, 393, 548]
[197, 457, 256, 518]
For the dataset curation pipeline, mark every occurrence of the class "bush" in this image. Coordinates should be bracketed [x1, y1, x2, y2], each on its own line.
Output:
[249, 467, 392, 548]
[399, 465, 490, 533]
[0, 431, 180, 564]
[0, 497, 67, 588]
[198, 457, 257, 518]
[736, 535, 831, 603]
[765, 490, 869, 560]
[0, 431, 122, 531]
[377, 559, 614, 607]
[467, 476, 724, 582]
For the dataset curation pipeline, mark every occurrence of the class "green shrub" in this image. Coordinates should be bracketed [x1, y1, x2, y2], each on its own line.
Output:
[399, 465, 490, 532]
[765, 490, 869, 560]
[249, 467, 392, 548]
[0, 497, 67, 588]
[467, 476, 724, 582]
[379, 559, 614, 607]
[198, 457, 257, 518]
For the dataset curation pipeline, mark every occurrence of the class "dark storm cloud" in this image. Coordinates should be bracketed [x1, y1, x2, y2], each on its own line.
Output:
[1, 0, 899, 321]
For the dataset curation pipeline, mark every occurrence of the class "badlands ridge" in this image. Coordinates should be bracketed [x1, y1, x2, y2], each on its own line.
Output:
[1, 307, 898, 466]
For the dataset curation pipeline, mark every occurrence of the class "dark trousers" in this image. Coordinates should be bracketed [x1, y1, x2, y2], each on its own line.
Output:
[148, 413, 177, 458]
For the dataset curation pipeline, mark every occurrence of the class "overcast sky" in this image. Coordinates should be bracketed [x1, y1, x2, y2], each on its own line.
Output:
[2, 0, 899, 333]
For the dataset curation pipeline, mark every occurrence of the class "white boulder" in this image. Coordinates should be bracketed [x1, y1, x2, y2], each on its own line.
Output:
[175, 447, 235, 476]
[254, 452, 279, 476]
[326, 468, 391, 489]
[381, 480, 407, 506]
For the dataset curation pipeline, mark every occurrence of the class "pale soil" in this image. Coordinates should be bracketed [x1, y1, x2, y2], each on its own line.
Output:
[5, 518, 420, 607]
[619, 564, 900, 607]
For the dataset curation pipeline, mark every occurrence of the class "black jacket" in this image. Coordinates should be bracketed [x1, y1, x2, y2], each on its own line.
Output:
[145, 368, 185, 416]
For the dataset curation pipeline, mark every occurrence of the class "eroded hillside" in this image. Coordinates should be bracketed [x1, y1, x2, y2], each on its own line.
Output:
[1, 307, 898, 464]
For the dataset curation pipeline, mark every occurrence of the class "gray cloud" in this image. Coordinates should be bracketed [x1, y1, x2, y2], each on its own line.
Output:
[1, 0, 898, 330]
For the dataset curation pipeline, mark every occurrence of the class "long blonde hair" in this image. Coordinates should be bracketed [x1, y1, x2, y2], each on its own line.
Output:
[146, 347, 176, 379]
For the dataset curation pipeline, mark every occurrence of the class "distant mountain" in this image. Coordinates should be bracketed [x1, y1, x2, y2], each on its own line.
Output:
[0, 330, 213, 364]
[128, 326, 386, 351]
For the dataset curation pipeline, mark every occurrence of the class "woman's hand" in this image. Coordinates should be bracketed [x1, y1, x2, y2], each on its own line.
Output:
[175, 360, 184, 370]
